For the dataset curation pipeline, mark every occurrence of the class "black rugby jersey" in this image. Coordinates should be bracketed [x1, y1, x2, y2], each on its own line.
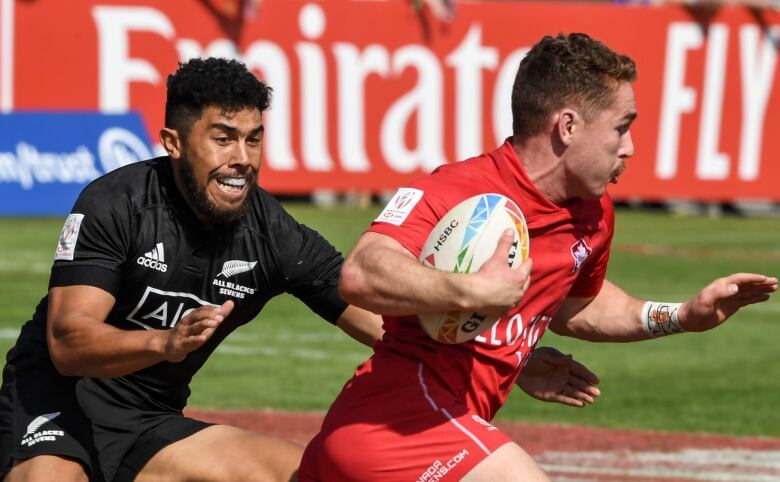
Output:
[15, 157, 347, 410]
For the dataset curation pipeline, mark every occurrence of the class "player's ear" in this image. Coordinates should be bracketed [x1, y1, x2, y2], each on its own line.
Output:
[159, 128, 182, 160]
[554, 109, 577, 147]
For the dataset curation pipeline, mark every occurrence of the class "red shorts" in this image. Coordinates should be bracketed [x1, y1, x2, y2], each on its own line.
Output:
[299, 353, 512, 482]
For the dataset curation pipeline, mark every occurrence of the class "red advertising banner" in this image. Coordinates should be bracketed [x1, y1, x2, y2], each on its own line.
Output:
[2, 0, 779, 200]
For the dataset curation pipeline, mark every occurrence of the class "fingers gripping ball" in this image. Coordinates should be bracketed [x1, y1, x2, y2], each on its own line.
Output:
[417, 193, 530, 344]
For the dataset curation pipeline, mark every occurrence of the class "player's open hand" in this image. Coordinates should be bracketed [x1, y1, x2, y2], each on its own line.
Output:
[679, 273, 777, 332]
[472, 229, 533, 317]
[164, 300, 234, 362]
[517, 347, 601, 407]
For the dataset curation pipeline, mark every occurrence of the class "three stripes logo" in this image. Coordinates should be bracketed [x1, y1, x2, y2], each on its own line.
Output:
[146, 243, 165, 262]
[137, 242, 168, 272]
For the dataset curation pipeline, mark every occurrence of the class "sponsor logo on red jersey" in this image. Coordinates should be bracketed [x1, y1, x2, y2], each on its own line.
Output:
[376, 188, 424, 226]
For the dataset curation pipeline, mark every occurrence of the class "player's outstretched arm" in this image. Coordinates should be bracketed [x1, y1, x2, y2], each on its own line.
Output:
[339, 230, 532, 316]
[47, 285, 231, 377]
[549, 274, 777, 342]
[517, 347, 601, 407]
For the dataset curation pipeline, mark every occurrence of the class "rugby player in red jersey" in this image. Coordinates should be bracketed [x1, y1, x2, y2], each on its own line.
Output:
[299, 33, 777, 482]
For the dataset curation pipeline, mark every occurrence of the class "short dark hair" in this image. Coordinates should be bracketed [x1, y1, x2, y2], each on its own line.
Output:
[165, 57, 272, 136]
[511, 33, 636, 139]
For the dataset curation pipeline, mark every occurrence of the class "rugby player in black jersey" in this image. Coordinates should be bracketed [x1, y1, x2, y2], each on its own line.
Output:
[1, 58, 602, 482]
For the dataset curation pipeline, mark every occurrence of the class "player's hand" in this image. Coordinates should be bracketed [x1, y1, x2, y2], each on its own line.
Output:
[516, 347, 600, 407]
[471, 229, 532, 317]
[678, 273, 777, 332]
[164, 300, 234, 362]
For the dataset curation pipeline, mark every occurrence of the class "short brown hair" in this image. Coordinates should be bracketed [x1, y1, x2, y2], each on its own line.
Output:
[511, 33, 636, 139]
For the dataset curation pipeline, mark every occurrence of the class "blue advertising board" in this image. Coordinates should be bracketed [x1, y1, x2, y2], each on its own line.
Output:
[0, 112, 154, 215]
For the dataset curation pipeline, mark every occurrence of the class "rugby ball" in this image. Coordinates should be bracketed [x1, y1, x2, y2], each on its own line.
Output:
[417, 193, 530, 344]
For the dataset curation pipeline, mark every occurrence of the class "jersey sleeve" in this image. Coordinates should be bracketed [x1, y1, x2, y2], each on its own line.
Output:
[568, 196, 615, 298]
[48, 177, 133, 296]
[367, 173, 458, 258]
[269, 200, 348, 324]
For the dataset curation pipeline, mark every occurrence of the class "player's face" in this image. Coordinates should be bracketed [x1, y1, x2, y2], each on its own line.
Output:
[565, 82, 636, 200]
[177, 106, 263, 224]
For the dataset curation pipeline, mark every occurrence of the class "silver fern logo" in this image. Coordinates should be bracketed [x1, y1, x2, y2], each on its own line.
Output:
[24, 412, 60, 437]
[213, 260, 258, 299]
[218, 260, 257, 278]
[20, 412, 65, 447]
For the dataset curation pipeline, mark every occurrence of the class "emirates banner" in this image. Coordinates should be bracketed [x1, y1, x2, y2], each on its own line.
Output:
[2, 0, 779, 201]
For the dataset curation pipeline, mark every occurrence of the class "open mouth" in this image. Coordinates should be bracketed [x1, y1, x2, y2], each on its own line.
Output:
[216, 176, 248, 194]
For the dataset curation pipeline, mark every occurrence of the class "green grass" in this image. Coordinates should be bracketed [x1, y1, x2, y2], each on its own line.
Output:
[505, 210, 780, 435]
[1, 207, 778, 437]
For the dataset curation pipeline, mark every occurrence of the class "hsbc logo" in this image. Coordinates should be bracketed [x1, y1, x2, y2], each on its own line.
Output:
[126, 286, 215, 329]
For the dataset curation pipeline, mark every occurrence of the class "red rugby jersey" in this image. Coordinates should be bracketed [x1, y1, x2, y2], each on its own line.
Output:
[368, 139, 614, 420]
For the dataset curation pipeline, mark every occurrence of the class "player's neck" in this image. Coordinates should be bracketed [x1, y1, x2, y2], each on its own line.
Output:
[512, 137, 568, 205]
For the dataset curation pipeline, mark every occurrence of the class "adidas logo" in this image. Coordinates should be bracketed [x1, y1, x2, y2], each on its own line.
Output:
[145, 242, 165, 262]
[137, 242, 168, 272]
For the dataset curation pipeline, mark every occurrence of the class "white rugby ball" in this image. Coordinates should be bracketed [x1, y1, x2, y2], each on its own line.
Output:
[417, 193, 530, 344]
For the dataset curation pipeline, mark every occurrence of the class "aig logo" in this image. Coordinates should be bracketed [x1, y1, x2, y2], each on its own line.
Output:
[126, 287, 215, 329]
